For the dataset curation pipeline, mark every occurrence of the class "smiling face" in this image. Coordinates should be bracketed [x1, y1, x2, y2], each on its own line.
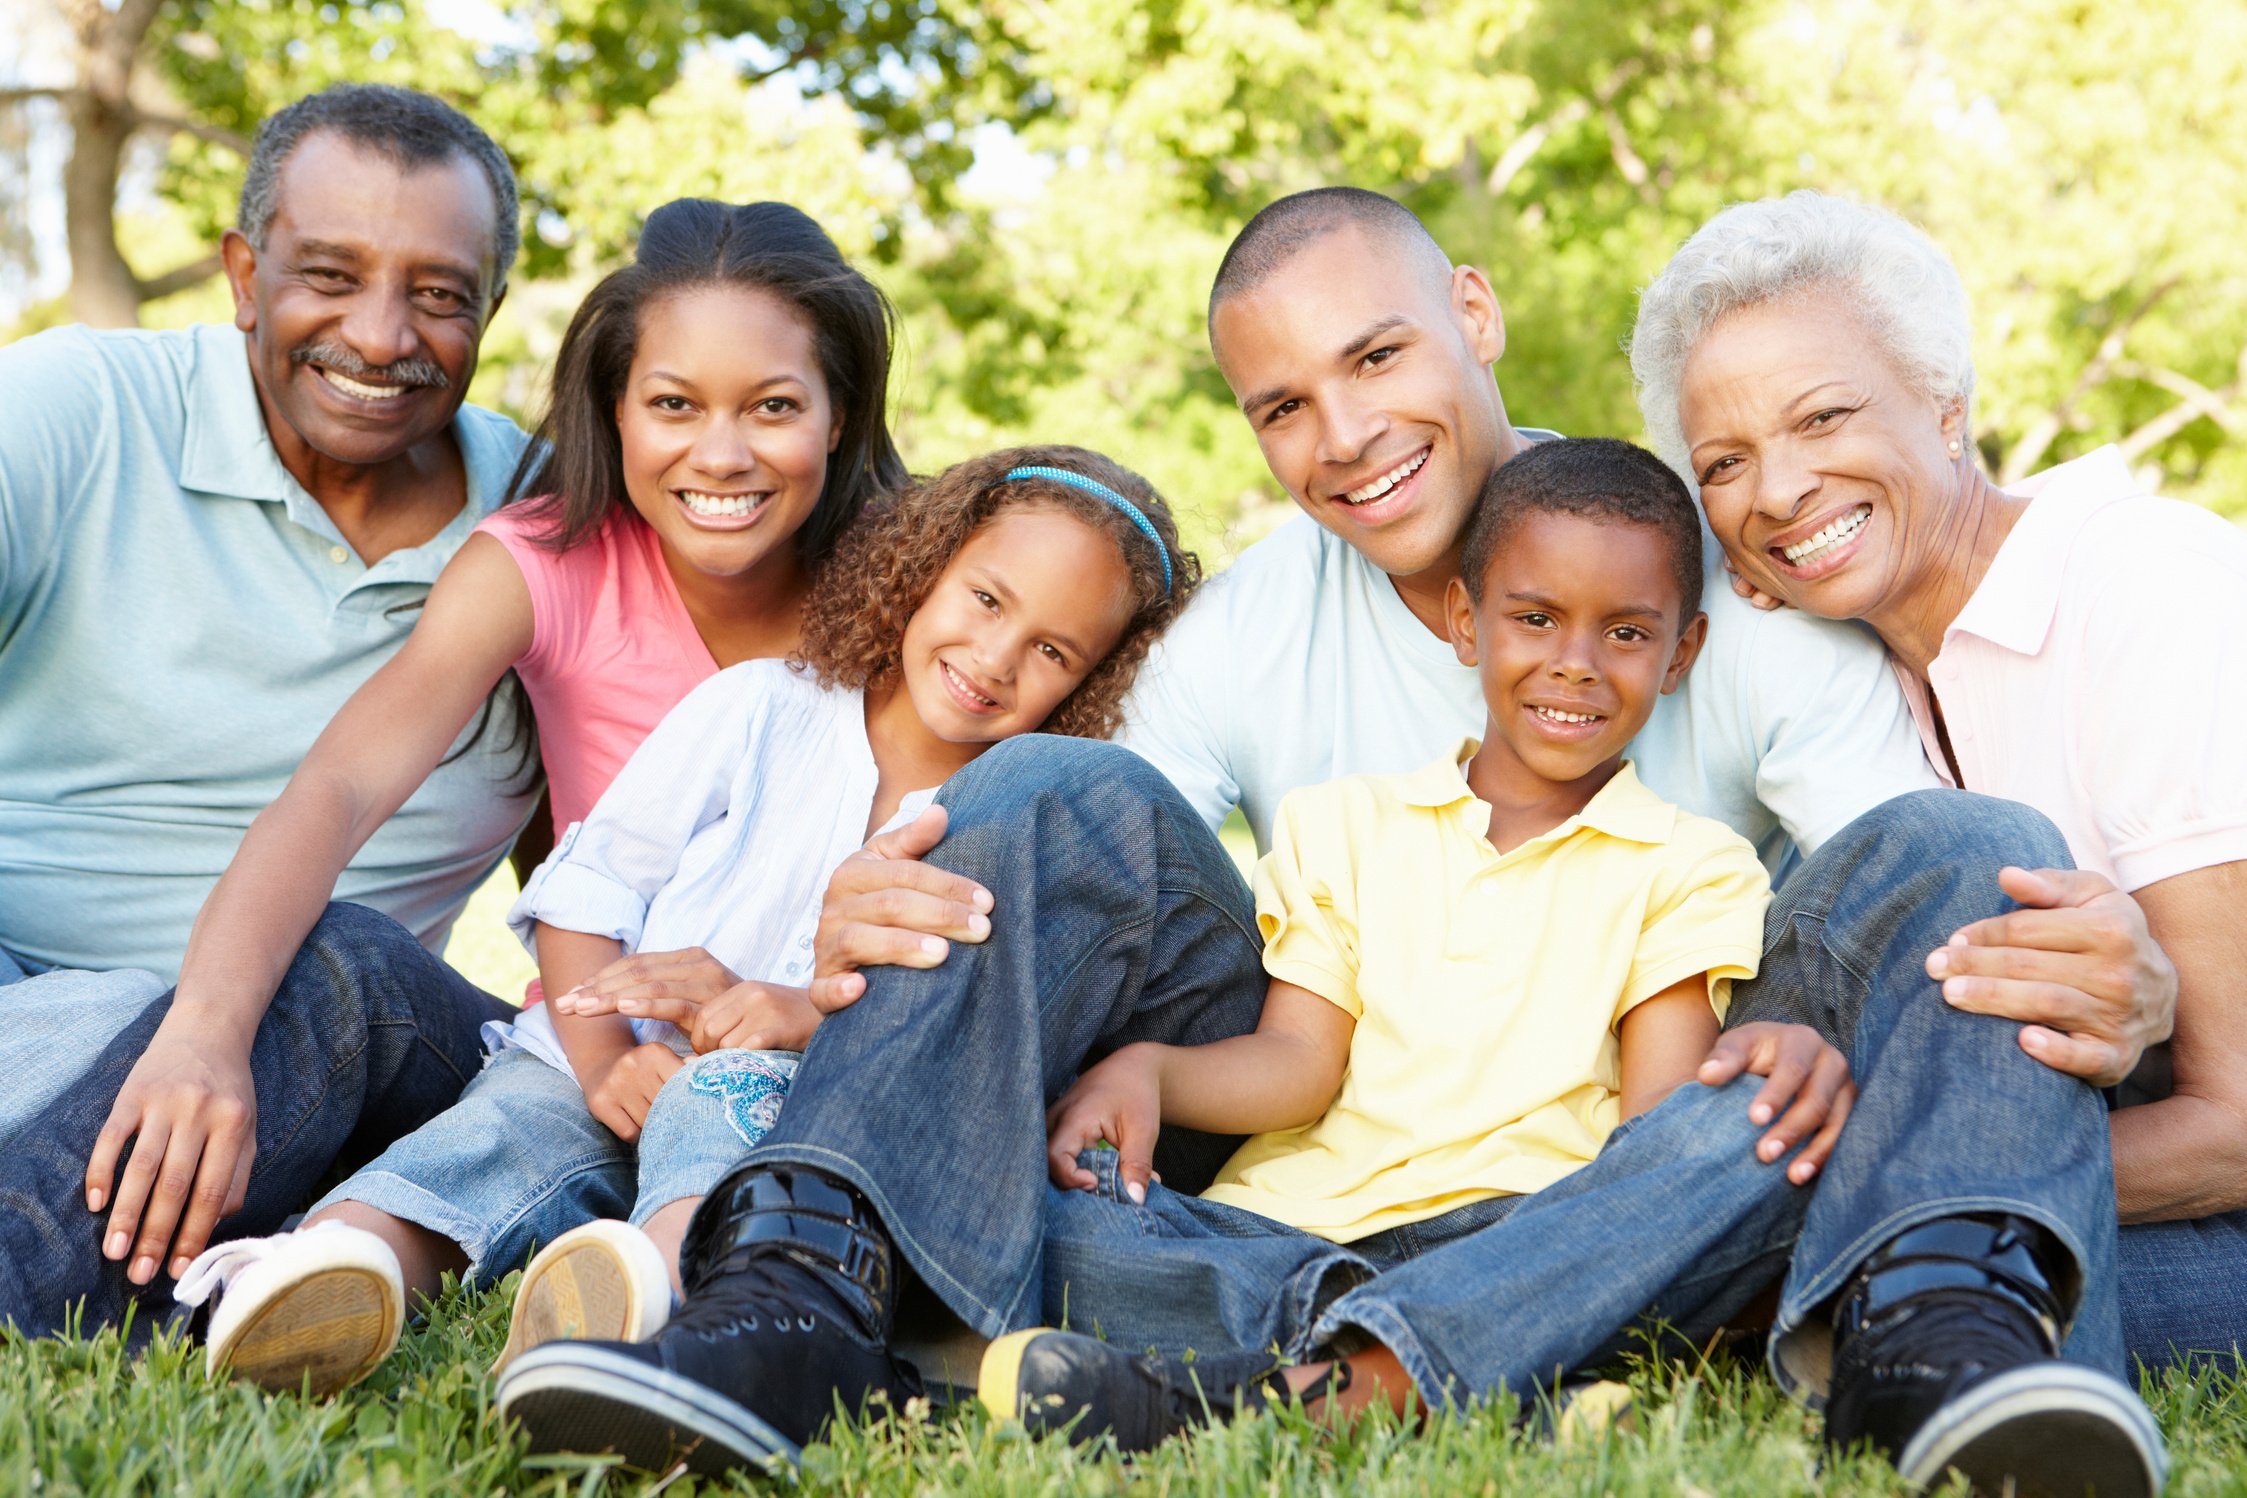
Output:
[223, 131, 502, 473]
[1446, 509, 1705, 804]
[613, 284, 840, 584]
[896, 505, 1136, 749]
[1210, 223, 1509, 589]
[1678, 291, 1966, 626]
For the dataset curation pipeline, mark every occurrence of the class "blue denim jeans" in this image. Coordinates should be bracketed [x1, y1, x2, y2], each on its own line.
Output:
[738, 742, 2124, 1399]
[315, 1047, 797, 1283]
[2120, 1211, 2247, 1368]
[0, 903, 511, 1338]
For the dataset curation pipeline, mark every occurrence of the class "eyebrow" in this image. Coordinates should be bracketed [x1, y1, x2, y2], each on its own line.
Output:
[1236, 313, 1414, 416]
[639, 370, 811, 391]
[1503, 589, 1669, 619]
[1689, 380, 1859, 456]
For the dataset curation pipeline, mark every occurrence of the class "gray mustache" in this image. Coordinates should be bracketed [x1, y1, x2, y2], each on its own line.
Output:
[290, 341, 450, 390]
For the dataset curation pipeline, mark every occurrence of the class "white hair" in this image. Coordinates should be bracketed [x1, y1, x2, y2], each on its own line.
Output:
[1629, 191, 1976, 476]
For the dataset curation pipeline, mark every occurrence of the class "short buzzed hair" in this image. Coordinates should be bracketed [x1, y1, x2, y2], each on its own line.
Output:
[239, 83, 519, 287]
[1460, 437, 1705, 622]
[1208, 187, 1452, 323]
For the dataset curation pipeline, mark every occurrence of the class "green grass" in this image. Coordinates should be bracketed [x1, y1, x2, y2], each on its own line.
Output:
[5, 1281, 2246, 1496]
[4, 864, 2221, 1493]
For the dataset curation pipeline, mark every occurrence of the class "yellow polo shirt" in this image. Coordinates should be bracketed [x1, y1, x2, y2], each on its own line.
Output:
[1201, 744, 1771, 1243]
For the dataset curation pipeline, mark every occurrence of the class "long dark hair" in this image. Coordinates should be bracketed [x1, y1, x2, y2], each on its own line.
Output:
[503, 198, 907, 562]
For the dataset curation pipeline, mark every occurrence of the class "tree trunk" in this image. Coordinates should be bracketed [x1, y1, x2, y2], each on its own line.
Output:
[62, 84, 140, 327]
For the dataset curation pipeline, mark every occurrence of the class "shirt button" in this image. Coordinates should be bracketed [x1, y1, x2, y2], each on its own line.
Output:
[328, 545, 350, 564]
[798, 935, 812, 949]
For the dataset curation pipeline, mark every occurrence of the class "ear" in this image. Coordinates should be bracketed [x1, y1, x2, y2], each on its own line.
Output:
[220, 229, 258, 334]
[1660, 611, 1709, 695]
[828, 408, 844, 454]
[1937, 394, 1968, 455]
[485, 282, 508, 329]
[1445, 575, 1481, 666]
[1453, 265, 1506, 366]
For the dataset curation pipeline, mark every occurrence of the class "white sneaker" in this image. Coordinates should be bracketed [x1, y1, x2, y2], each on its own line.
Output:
[492, 1220, 673, 1374]
[174, 1221, 404, 1397]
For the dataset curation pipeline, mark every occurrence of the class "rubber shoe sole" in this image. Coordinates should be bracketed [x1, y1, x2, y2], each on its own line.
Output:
[496, 1342, 801, 1477]
[207, 1261, 401, 1398]
[493, 1221, 672, 1374]
[1896, 1363, 2168, 1497]
[977, 1327, 1049, 1424]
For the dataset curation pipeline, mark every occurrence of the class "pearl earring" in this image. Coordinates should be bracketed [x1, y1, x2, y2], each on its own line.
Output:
[1947, 439, 1961, 456]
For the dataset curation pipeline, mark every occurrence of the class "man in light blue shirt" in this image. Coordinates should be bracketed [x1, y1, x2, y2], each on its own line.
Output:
[0, 84, 534, 1335]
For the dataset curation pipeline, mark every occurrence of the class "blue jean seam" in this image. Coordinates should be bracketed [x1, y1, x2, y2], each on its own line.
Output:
[1316, 1296, 1457, 1408]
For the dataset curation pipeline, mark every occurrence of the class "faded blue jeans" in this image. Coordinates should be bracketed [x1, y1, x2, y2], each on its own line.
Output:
[740, 739, 2130, 1402]
[0, 903, 510, 1338]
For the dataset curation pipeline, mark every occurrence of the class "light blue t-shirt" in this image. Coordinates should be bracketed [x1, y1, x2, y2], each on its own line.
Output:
[1119, 504, 1941, 876]
[0, 322, 538, 979]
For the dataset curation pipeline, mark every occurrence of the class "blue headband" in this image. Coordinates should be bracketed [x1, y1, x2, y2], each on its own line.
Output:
[1002, 465, 1173, 594]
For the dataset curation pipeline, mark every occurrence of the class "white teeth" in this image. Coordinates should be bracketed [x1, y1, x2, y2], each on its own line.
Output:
[943, 661, 996, 707]
[1531, 705, 1601, 725]
[319, 369, 409, 401]
[1341, 448, 1429, 505]
[1782, 504, 1872, 564]
[679, 491, 767, 518]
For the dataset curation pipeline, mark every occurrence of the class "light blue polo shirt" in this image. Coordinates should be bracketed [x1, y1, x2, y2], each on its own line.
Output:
[0, 321, 538, 980]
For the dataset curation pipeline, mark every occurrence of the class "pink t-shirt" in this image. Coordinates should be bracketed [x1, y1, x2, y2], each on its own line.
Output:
[1895, 447, 2247, 892]
[477, 504, 718, 830]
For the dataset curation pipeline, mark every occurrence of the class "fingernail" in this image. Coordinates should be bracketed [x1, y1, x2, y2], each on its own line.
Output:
[169, 1256, 189, 1279]
[967, 913, 990, 940]
[1127, 1182, 1145, 1205]
[973, 889, 994, 913]
[2023, 1029, 2047, 1051]
[1793, 1162, 1817, 1183]
[85, 1189, 103, 1212]
[1760, 1140, 1781, 1161]
[131, 1256, 154, 1284]
[1943, 977, 1965, 1000]
[1926, 951, 1949, 977]
[106, 1232, 128, 1259]
[619, 999, 640, 1013]
[1750, 1104, 1771, 1124]
[921, 936, 947, 958]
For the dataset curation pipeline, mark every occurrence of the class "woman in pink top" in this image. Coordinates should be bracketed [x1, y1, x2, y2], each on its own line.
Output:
[170, 197, 906, 1174]
[1636, 192, 2244, 1381]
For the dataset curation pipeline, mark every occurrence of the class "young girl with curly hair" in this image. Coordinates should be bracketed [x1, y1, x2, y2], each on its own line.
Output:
[177, 445, 1199, 1396]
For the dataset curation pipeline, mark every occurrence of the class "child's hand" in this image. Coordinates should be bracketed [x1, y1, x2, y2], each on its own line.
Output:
[552, 947, 740, 1022]
[688, 981, 821, 1054]
[582, 1041, 685, 1143]
[1046, 1046, 1164, 1203]
[1697, 1022, 1855, 1185]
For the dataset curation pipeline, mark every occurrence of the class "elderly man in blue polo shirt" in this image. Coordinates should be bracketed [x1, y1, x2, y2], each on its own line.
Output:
[0, 84, 534, 1335]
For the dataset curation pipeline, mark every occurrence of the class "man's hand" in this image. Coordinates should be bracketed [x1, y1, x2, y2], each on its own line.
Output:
[581, 1042, 685, 1143]
[809, 804, 993, 1014]
[84, 1018, 257, 1285]
[550, 947, 738, 1021]
[1930, 866, 2175, 1088]
[1047, 1046, 1164, 1203]
[1698, 1022, 1856, 1184]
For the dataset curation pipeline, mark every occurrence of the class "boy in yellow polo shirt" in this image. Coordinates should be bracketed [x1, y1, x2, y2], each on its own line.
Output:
[981, 438, 1855, 1447]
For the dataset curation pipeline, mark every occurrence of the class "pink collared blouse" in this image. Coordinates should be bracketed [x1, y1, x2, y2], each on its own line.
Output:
[1894, 447, 2247, 893]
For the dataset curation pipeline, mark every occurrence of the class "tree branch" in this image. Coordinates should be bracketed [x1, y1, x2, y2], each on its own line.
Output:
[125, 105, 250, 155]
[0, 85, 75, 107]
[1998, 278, 2178, 484]
[135, 253, 222, 302]
[1486, 99, 1588, 195]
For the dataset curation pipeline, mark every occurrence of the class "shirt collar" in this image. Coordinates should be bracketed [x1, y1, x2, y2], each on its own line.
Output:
[175, 323, 521, 528]
[1949, 446, 2141, 658]
[1397, 739, 1678, 846]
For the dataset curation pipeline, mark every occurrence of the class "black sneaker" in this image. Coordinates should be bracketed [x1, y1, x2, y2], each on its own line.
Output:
[978, 1327, 1299, 1451]
[1825, 1214, 2165, 1497]
[495, 1167, 920, 1477]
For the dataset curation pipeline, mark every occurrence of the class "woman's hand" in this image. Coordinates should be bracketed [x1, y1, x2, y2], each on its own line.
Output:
[550, 947, 739, 1022]
[1047, 1046, 1165, 1203]
[84, 1014, 257, 1285]
[580, 1041, 685, 1143]
[1724, 554, 1789, 611]
[1697, 1022, 1856, 1184]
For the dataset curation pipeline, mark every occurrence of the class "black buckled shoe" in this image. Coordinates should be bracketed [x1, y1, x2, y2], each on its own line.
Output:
[495, 1166, 921, 1477]
[1825, 1214, 2165, 1497]
[978, 1327, 1306, 1451]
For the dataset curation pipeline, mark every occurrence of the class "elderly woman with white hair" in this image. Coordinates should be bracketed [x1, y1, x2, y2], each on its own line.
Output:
[1635, 188, 2247, 1389]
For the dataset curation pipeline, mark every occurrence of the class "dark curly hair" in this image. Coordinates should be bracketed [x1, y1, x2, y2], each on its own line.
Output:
[1461, 436, 1704, 621]
[795, 444, 1202, 740]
